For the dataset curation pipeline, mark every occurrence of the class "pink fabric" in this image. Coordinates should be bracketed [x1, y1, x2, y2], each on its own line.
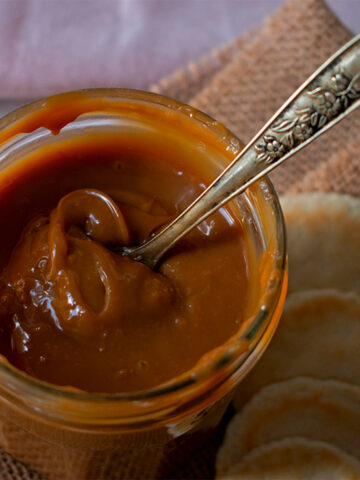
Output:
[0, 0, 352, 100]
[0, 0, 281, 98]
[0, 0, 357, 99]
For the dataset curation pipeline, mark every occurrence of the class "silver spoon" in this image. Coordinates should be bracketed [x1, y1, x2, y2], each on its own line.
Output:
[124, 33, 360, 268]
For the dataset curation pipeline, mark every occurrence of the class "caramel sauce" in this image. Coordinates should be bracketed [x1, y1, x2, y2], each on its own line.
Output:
[0, 96, 255, 393]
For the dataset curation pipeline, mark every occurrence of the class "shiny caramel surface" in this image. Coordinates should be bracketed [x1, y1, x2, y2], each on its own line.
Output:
[0, 131, 253, 393]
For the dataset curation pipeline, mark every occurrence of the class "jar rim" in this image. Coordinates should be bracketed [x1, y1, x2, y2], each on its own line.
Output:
[0, 88, 286, 423]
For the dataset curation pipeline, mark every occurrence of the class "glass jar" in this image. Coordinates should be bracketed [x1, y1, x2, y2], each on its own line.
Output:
[0, 89, 287, 480]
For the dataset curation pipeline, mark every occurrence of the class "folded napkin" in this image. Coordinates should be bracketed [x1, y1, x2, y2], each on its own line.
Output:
[152, 0, 357, 202]
[0, 0, 357, 478]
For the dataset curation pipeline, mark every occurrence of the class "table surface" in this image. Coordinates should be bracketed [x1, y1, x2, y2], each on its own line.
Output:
[0, 0, 358, 116]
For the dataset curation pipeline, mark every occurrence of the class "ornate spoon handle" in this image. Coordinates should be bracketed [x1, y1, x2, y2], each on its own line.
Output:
[125, 34, 360, 268]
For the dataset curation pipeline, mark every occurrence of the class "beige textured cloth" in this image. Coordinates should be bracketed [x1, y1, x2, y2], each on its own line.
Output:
[152, 0, 356, 200]
[0, 0, 356, 478]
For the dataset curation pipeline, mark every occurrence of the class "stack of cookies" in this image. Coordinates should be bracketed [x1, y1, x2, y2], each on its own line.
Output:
[216, 193, 360, 479]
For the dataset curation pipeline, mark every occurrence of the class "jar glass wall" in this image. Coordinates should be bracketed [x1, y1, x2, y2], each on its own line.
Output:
[0, 89, 287, 479]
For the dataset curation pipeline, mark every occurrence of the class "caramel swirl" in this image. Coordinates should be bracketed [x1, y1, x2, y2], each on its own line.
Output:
[4, 189, 175, 338]
[0, 132, 251, 393]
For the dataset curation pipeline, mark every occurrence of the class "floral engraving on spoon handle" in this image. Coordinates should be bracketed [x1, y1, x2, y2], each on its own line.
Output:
[255, 65, 360, 165]
[124, 35, 360, 268]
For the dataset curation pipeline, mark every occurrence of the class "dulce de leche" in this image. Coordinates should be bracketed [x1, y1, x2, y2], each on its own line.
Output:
[0, 91, 287, 480]
[0, 94, 258, 394]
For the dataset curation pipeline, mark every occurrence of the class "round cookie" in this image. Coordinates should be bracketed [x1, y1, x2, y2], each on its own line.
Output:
[233, 290, 360, 409]
[280, 193, 360, 294]
[218, 378, 360, 477]
[218, 437, 360, 480]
